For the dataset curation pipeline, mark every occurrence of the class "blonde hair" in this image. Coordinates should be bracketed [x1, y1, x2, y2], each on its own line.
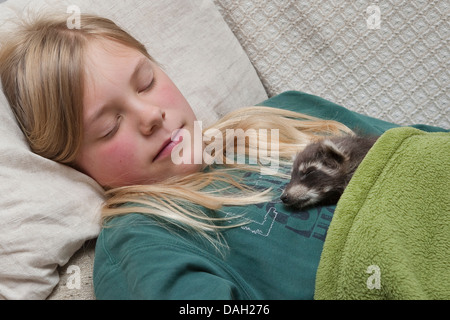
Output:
[0, 13, 353, 247]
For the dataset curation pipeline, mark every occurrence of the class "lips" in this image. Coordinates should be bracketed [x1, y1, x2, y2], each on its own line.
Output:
[153, 128, 184, 162]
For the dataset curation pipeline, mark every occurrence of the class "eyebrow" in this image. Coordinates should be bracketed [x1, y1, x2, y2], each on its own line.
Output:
[86, 57, 151, 127]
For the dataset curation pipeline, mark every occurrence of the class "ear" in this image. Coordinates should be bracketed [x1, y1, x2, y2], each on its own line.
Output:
[321, 139, 347, 163]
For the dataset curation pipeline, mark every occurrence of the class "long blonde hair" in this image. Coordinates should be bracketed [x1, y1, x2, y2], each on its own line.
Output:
[0, 13, 352, 246]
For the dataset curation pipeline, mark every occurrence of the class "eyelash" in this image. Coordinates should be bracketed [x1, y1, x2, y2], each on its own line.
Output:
[140, 77, 156, 93]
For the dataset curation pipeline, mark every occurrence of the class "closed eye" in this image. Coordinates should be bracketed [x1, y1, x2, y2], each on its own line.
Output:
[139, 79, 155, 93]
[102, 115, 122, 139]
[139, 73, 156, 94]
[302, 167, 316, 177]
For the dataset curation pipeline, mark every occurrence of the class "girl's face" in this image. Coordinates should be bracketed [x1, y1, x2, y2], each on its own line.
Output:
[75, 40, 202, 188]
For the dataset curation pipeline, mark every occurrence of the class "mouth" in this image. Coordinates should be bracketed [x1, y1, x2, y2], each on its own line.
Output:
[153, 127, 184, 162]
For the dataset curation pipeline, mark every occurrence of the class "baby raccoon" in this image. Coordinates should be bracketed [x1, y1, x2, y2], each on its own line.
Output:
[280, 135, 378, 209]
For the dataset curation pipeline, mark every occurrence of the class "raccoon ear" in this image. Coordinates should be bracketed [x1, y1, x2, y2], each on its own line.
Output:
[322, 139, 347, 163]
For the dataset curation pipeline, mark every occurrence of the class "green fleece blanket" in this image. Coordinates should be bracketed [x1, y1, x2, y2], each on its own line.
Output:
[315, 127, 450, 300]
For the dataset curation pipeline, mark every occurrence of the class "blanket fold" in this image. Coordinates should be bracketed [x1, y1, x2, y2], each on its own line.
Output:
[315, 127, 450, 299]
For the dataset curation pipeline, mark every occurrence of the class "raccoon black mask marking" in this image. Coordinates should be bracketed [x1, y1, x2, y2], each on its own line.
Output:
[281, 135, 378, 209]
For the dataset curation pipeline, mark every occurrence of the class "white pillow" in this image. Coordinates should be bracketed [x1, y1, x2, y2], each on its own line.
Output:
[0, 0, 267, 299]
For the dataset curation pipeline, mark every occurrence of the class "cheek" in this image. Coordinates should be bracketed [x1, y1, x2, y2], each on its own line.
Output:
[101, 141, 135, 166]
[155, 76, 191, 111]
[86, 138, 140, 186]
[157, 85, 181, 106]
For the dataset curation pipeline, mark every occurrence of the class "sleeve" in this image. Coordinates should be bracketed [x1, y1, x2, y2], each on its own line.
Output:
[93, 216, 244, 300]
[258, 90, 399, 135]
[258, 91, 449, 135]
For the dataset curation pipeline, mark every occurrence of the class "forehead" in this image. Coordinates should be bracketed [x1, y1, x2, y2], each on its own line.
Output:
[86, 38, 141, 57]
[83, 39, 145, 80]
[82, 39, 151, 116]
[294, 144, 319, 164]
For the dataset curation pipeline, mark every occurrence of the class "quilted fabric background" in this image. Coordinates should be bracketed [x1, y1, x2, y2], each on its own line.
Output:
[214, 0, 449, 128]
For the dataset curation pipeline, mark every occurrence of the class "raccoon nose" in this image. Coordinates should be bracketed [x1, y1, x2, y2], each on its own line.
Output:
[280, 192, 289, 203]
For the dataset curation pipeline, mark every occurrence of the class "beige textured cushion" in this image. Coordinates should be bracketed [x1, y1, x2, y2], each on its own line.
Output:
[214, 0, 449, 128]
[0, 0, 267, 299]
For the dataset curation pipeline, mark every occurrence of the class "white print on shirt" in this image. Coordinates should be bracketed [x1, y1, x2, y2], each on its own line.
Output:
[240, 206, 278, 237]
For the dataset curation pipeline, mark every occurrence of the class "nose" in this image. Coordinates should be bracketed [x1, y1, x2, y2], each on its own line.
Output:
[280, 192, 290, 204]
[139, 107, 166, 136]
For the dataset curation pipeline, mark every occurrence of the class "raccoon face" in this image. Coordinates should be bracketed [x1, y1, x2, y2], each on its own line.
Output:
[280, 139, 348, 209]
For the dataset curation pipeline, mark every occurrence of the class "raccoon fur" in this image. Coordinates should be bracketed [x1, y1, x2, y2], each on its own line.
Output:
[280, 135, 378, 209]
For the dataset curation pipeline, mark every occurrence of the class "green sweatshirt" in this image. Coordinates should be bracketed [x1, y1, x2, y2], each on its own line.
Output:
[93, 91, 445, 299]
